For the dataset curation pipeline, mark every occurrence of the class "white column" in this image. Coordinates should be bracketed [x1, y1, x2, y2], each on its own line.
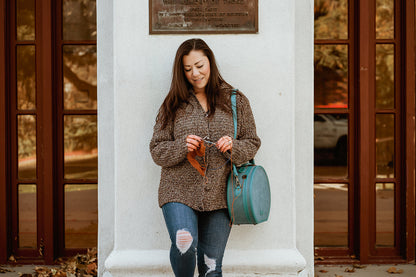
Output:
[97, 1, 314, 276]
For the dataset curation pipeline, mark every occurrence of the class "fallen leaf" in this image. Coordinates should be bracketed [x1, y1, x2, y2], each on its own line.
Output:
[8, 255, 16, 262]
[0, 267, 14, 273]
[335, 274, 343, 277]
[315, 256, 325, 260]
[353, 264, 367, 269]
[344, 268, 355, 273]
[319, 269, 328, 273]
[387, 267, 403, 274]
[19, 274, 32, 277]
[87, 263, 97, 275]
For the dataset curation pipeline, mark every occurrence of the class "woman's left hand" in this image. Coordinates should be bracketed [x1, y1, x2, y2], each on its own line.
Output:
[216, 136, 233, 153]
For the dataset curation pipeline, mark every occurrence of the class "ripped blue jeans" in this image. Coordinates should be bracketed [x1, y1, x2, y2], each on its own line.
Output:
[162, 202, 232, 277]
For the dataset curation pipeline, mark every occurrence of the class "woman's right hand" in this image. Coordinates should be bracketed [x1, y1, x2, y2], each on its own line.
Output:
[186, 135, 202, 152]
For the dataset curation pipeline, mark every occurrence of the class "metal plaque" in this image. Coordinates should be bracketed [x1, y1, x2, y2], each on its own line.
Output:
[150, 0, 258, 34]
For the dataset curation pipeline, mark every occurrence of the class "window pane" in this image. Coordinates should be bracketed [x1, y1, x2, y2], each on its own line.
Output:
[314, 44, 348, 108]
[314, 183, 348, 247]
[19, 184, 37, 248]
[17, 45, 36, 110]
[18, 115, 36, 179]
[376, 183, 395, 247]
[64, 115, 97, 179]
[63, 0, 97, 40]
[16, 0, 35, 41]
[314, 0, 348, 40]
[376, 114, 395, 178]
[376, 0, 394, 39]
[314, 114, 348, 178]
[65, 184, 97, 248]
[376, 44, 395, 109]
[63, 45, 97, 110]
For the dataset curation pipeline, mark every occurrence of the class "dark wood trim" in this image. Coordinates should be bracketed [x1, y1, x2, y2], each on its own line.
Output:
[404, 0, 415, 263]
[0, 0, 8, 263]
[358, 0, 374, 263]
[63, 110, 98, 115]
[37, 0, 55, 263]
[348, 0, 357, 256]
[56, 0, 65, 255]
[314, 40, 351, 45]
[61, 40, 96, 45]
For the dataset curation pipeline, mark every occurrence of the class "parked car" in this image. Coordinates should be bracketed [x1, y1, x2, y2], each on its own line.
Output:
[314, 114, 348, 164]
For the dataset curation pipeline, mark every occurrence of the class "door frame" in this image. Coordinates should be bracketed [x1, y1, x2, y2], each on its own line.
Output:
[0, 0, 56, 264]
[0, 0, 9, 264]
[403, 0, 415, 263]
[314, 0, 415, 264]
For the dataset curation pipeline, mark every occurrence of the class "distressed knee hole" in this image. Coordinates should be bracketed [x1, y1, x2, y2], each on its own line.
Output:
[176, 229, 193, 254]
[204, 254, 216, 276]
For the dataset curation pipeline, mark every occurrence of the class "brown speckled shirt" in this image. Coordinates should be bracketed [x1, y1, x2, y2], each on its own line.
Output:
[150, 87, 261, 211]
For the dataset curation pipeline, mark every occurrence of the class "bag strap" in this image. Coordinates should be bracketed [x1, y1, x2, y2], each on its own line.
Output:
[230, 90, 239, 178]
[231, 89, 238, 140]
[230, 89, 255, 177]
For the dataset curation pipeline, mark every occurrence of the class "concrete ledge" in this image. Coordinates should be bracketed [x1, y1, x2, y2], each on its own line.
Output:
[104, 249, 306, 276]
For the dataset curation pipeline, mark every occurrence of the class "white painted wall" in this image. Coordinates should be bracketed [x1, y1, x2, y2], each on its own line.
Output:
[98, 0, 314, 276]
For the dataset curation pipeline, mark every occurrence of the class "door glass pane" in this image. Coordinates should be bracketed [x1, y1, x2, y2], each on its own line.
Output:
[65, 184, 97, 248]
[376, 114, 395, 178]
[63, 45, 97, 110]
[314, 183, 348, 247]
[16, 0, 35, 41]
[314, 114, 348, 178]
[314, 44, 348, 108]
[314, 0, 348, 40]
[18, 115, 36, 179]
[376, 0, 394, 39]
[376, 182, 395, 247]
[17, 45, 36, 110]
[376, 44, 395, 109]
[64, 115, 97, 179]
[63, 0, 97, 40]
[18, 184, 37, 248]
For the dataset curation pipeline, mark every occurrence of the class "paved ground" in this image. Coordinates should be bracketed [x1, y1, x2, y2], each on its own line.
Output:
[2, 263, 416, 276]
[315, 264, 416, 277]
[0, 265, 42, 276]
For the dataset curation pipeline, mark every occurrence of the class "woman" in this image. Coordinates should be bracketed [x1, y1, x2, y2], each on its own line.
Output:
[150, 38, 260, 277]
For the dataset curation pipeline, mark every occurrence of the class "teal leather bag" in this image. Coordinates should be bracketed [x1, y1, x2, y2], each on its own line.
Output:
[227, 90, 271, 225]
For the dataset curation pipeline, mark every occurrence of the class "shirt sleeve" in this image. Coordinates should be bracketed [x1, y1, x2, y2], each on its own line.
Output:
[149, 118, 188, 168]
[224, 92, 261, 165]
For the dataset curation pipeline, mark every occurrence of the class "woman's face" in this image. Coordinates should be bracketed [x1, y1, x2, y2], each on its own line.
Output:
[183, 50, 211, 94]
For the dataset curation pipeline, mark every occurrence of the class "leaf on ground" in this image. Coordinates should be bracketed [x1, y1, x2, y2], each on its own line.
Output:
[319, 269, 328, 273]
[32, 247, 97, 277]
[19, 274, 32, 277]
[387, 267, 403, 274]
[86, 263, 97, 275]
[335, 274, 343, 277]
[345, 268, 355, 273]
[8, 255, 16, 262]
[353, 264, 367, 269]
[0, 267, 14, 273]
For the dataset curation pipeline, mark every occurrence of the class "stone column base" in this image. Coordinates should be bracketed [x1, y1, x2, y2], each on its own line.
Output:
[104, 249, 306, 276]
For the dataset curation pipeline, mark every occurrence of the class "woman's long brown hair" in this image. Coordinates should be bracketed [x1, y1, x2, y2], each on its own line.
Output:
[156, 38, 231, 129]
